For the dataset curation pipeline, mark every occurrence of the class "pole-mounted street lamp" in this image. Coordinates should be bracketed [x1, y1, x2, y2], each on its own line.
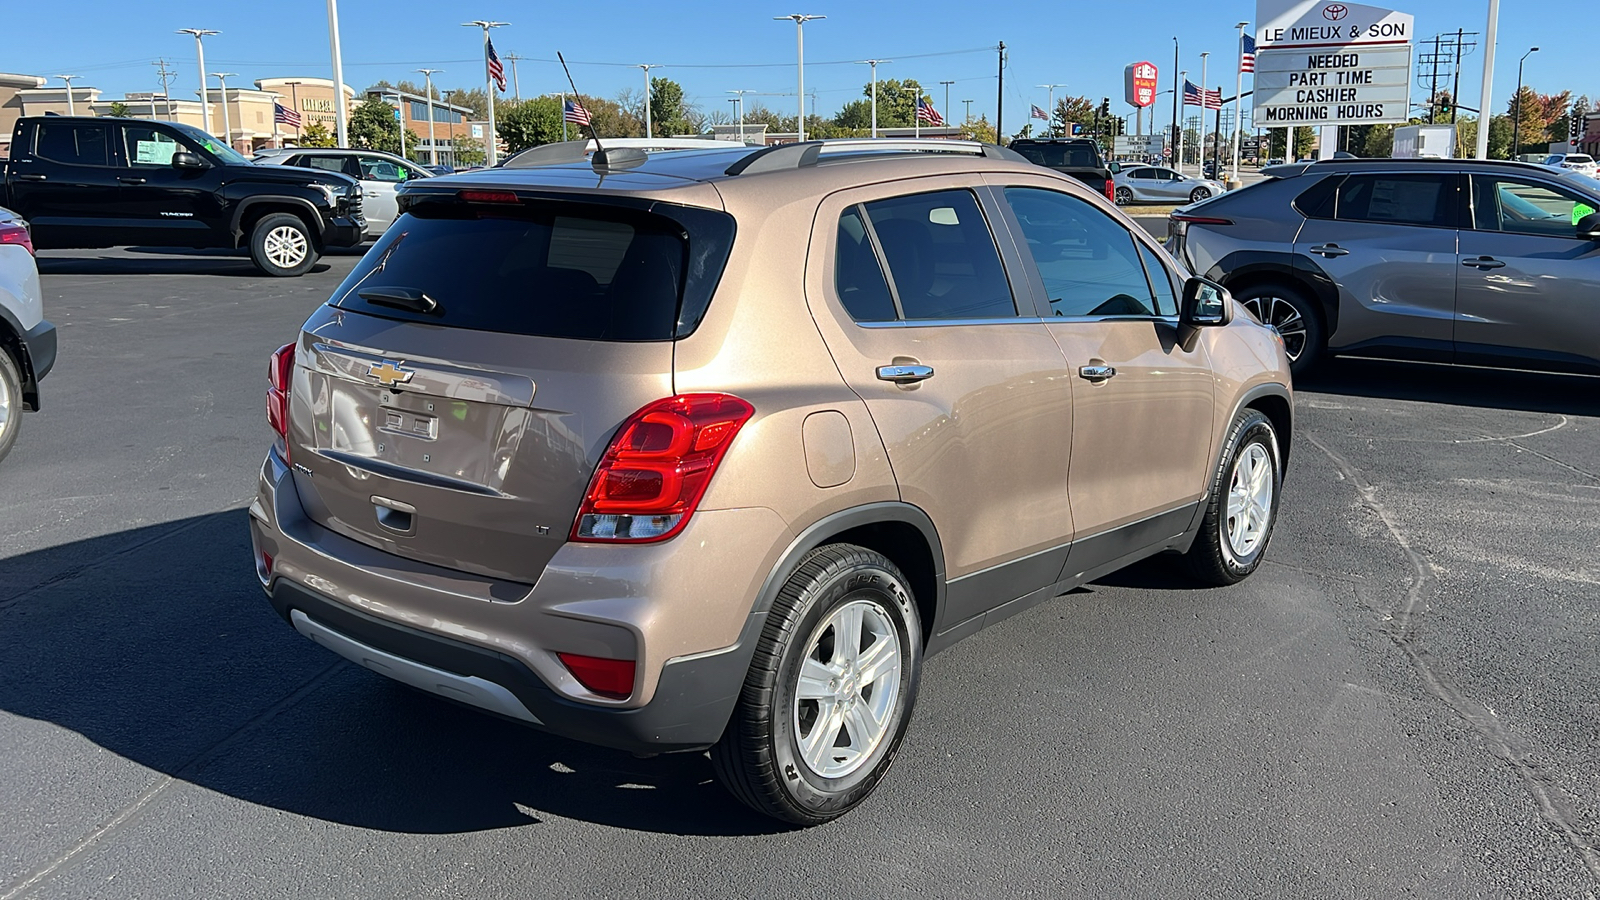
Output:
[176, 29, 219, 135]
[1512, 47, 1539, 158]
[775, 15, 824, 142]
[416, 69, 442, 166]
[211, 73, 237, 150]
[53, 75, 81, 116]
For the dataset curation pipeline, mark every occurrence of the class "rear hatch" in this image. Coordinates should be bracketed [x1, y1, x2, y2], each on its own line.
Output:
[287, 187, 734, 584]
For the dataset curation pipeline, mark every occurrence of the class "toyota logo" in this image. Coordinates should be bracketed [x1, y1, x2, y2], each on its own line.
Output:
[1323, 4, 1349, 19]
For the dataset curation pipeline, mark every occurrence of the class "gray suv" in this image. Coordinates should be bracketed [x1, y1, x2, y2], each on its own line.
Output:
[1170, 158, 1600, 376]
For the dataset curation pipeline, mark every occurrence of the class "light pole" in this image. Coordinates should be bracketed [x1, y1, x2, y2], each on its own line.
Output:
[1231, 21, 1248, 182]
[176, 29, 219, 135]
[505, 53, 523, 100]
[636, 64, 659, 137]
[54, 75, 81, 115]
[416, 69, 442, 165]
[857, 60, 890, 137]
[1511, 47, 1539, 158]
[1475, 0, 1500, 158]
[727, 90, 750, 141]
[1199, 52, 1210, 173]
[775, 14, 824, 142]
[1178, 69, 1188, 172]
[940, 80, 954, 134]
[325, 0, 349, 146]
[211, 73, 237, 150]
[1170, 37, 1181, 170]
[1037, 84, 1065, 136]
[462, 21, 509, 165]
[963, 98, 973, 133]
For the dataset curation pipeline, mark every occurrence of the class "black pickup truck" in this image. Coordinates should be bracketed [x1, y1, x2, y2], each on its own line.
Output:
[1008, 138, 1115, 201]
[2, 116, 365, 276]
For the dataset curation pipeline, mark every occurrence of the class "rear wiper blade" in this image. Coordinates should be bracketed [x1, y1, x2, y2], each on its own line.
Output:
[358, 287, 440, 315]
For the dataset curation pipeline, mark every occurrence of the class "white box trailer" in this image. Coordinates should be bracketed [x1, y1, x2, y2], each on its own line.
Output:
[1392, 124, 1456, 159]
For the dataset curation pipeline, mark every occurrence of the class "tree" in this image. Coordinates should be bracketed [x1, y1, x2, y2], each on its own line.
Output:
[835, 99, 873, 130]
[448, 87, 490, 120]
[297, 122, 336, 148]
[865, 78, 927, 128]
[648, 76, 699, 136]
[350, 97, 405, 154]
[964, 115, 999, 145]
[1361, 123, 1394, 157]
[1051, 95, 1097, 137]
[451, 138, 485, 167]
[1506, 87, 1571, 156]
[496, 96, 564, 152]
[106, 102, 132, 118]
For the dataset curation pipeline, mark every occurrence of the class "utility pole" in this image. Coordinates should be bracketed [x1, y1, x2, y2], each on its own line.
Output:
[727, 90, 750, 141]
[54, 75, 81, 115]
[775, 15, 824, 142]
[416, 69, 442, 165]
[154, 59, 178, 121]
[505, 53, 522, 100]
[212, 73, 237, 150]
[963, 98, 973, 124]
[636, 64, 659, 137]
[462, 20, 509, 165]
[996, 41, 1006, 143]
[1038, 84, 1065, 137]
[1171, 37, 1181, 171]
[285, 81, 303, 140]
[176, 29, 219, 135]
[857, 60, 889, 137]
[1178, 70, 1188, 172]
[940, 80, 954, 134]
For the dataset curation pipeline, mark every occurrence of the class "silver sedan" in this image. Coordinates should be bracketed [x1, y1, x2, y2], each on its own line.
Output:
[1113, 166, 1225, 206]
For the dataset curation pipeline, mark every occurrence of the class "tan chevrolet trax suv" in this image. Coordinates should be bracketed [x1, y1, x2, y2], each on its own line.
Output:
[251, 138, 1293, 824]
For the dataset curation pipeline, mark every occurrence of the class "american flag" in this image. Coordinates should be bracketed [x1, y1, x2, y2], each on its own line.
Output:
[564, 98, 592, 126]
[1240, 33, 1257, 73]
[274, 102, 302, 128]
[915, 98, 943, 126]
[487, 38, 507, 93]
[1031, 104, 1048, 120]
[1183, 80, 1222, 110]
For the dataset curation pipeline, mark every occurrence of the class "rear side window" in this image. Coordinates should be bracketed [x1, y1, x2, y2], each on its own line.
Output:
[834, 208, 897, 322]
[331, 200, 706, 341]
[856, 190, 1017, 320]
[35, 122, 110, 166]
[303, 156, 354, 177]
[1335, 173, 1458, 228]
[1293, 175, 1342, 219]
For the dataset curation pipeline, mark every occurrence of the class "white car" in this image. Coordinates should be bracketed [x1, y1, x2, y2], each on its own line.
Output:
[0, 206, 56, 464]
[253, 149, 431, 237]
[1112, 165, 1227, 205]
[1542, 153, 1598, 177]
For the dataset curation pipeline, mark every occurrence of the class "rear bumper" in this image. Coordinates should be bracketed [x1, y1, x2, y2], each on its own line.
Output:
[19, 319, 56, 410]
[249, 447, 787, 753]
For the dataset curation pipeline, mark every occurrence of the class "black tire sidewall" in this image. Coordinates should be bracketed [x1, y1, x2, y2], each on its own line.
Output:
[1116, 187, 1134, 205]
[250, 213, 318, 277]
[1214, 416, 1282, 577]
[0, 348, 21, 464]
[768, 553, 921, 820]
[1234, 282, 1326, 377]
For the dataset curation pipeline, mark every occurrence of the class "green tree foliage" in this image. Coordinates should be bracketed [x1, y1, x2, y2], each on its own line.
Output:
[862, 78, 928, 128]
[965, 115, 1000, 145]
[349, 97, 411, 154]
[1361, 123, 1394, 157]
[452, 138, 486, 167]
[1051, 95, 1097, 137]
[446, 87, 490, 120]
[496, 96, 564, 152]
[297, 122, 337, 148]
[105, 101, 132, 118]
[835, 99, 873, 130]
[1506, 87, 1571, 155]
[1266, 127, 1315, 160]
[648, 77, 700, 136]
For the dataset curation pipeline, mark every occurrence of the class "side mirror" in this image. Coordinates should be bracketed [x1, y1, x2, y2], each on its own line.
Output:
[171, 152, 206, 170]
[1180, 276, 1233, 327]
[1578, 211, 1600, 241]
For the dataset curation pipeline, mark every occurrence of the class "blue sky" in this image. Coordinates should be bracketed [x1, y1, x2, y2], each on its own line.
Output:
[8, 0, 1592, 132]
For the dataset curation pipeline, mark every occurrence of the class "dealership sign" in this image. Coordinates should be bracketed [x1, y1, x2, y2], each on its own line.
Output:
[1257, 0, 1414, 48]
[1253, 0, 1413, 128]
[1124, 62, 1160, 108]
[1114, 134, 1166, 156]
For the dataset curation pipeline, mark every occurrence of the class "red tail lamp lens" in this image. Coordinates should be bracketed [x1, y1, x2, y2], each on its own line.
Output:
[267, 343, 295, 441]
[557, 653, 636, 700]
[572, 394, 755, 543]
[1104, 179, 1116, 202]
[0, 222, 34, 256]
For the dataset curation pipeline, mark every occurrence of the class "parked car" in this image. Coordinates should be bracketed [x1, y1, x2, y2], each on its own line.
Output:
[1170, 157, 1600, 377]
[424, 164, 454, 176]
[2, 116, 365, 276]
[1113, 165, 1225, 205]
[255, 148, 430, 237]
[1008, 138, 1116, 200]
[251, 138, 1292, 825]
[1542, 153, 1598, 178]
[0, 206, 55, 464]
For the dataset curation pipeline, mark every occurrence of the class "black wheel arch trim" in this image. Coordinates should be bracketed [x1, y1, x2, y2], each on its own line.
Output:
[0, 304, 47, 410]
[1181, 382, 1293, 545]
[1207, 250, 1339, 337]
[230, 196, 329, 246]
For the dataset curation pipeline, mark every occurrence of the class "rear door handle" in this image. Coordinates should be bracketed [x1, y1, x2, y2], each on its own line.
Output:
[1309, 243, 1350, 257]
[1079, 364, 1117, 381]
[17, 173, 46, 182]
[1462, 256, 1506, 270]
[876, 364, 934, 384]
[118, 176, 147, 185]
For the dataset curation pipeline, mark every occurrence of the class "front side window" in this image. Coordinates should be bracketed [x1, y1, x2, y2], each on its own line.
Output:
[1472, 175, 1599, 240]
[123, 124, 190, 167]
[1335, 173, 1458, 228]
[1004, 187, 1161, 317]
[303, 155, 353, 177]
[35, 122, 110, 166]
[1136, 242, 1180, 316]
[853, 190, 1017, 321]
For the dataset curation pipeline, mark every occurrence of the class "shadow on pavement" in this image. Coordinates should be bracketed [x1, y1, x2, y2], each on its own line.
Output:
[1299, 357, 1600, 418]
[36, 247, 337, 276]
[0, 511, 782, 837]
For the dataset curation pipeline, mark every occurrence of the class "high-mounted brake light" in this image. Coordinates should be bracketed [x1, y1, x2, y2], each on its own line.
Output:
[572, 393, 756, 543]
[0, 222, 34, 257]
[557, 652, 636, 700]
[266, 342, 295, 444]
[457, 190, 520, 204]
[1169, 213, 1234, 226]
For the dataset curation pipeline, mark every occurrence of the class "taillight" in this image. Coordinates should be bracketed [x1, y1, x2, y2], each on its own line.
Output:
[267, 342, 295, 442]
[1170, 213, 1234, 226]
[0, 222, 34, 257]
[572, 393, 755, 543]
[1104, 178, 1116, 202]
[557, 652, 636, 700]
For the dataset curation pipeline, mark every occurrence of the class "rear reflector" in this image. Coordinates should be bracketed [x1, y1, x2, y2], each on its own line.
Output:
[557, 653, 636, 700]
[0, 222, 34, 256]
[457, 190, 520, 204]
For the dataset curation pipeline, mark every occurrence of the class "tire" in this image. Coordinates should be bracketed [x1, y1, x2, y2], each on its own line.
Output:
[712, 544, 923, 825]
[1115, 186, 1134, 205]
[249, 213, 319, 277]
[1231, 281, 1326, 378]
[1190, 187, 1212, 203]
[1180, 409, 1282, 586]
[0, 348, 20, 465]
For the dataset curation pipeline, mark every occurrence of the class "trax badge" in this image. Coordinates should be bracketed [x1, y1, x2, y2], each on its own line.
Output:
[367, 360, 415, 387]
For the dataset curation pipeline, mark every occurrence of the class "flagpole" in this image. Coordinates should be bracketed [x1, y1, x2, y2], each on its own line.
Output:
[463, 20, 508, 166]
[1232, 22, 1248, 183]
[1178, 71, 1187, 174]
[562, 92, 568, 142]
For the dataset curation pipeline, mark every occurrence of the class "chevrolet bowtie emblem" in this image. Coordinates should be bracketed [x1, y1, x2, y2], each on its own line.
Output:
[367, 360, 415, 387]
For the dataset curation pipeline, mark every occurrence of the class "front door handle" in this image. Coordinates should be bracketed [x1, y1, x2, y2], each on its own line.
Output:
[118, 176, 147, 185]
[876, 364, 934, 384]
[1462, 256, 1506, 270]
[1079, 364, 1117, 381]
[1309, 243, 1350, 257]
[17, 173, 46, 182]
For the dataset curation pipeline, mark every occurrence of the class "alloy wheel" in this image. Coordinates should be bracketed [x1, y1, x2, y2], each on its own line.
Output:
[792, 598, 903, 780]
[1115, 187, 1134, 205]
[1240, 295, 1309, 362]
[1225, 443, 1273, 558]
[264, 226, 309, 269]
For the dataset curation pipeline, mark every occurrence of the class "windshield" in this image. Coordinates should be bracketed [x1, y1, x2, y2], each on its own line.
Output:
[167, 122, 251, 164]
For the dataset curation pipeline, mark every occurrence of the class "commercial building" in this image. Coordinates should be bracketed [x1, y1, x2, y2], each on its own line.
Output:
[362, 86, 476, 166]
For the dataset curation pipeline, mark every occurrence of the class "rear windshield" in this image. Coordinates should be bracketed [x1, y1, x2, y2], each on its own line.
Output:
[1012, 143, 1102, 168]
[1566, 155, 1594, 164]
[331, 201, 704, 341]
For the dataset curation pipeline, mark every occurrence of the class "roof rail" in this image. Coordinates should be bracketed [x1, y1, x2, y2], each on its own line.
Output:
[501, 137, 747, 169]
[725, 139, 1030, 176]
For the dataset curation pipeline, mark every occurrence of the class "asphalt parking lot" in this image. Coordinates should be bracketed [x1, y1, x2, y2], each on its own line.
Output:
[2, 247, 1598, 899]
